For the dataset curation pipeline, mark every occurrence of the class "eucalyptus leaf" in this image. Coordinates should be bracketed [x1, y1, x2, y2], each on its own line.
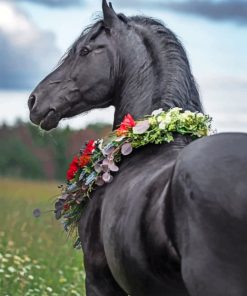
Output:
[121, 143, 133, 155]
[94, 163, 102, 173]
[107, 154, 114, 161]
[95, 176, 104, 186]
[59, 194, 69, 201]
[102, 172, 113, 183]
[103, 145, 115, 156]
[102, 159, 109, 165]
[101, 164, 109, 172]
[55, 210, 62, 220]
[133, 120, 150, 134]
[79, 170, 86, 181]
[67, 183, 79, 193]
[108, 161, 119, 172]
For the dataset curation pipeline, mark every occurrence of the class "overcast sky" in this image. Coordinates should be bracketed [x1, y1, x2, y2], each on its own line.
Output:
[0, 0, 246, 131]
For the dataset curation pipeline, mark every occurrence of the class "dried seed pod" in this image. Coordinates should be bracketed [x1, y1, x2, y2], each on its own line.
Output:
[33, 208, 41, 218]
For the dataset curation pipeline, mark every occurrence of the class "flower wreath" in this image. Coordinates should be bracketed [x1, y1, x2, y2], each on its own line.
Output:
[55, 107, 212, 248]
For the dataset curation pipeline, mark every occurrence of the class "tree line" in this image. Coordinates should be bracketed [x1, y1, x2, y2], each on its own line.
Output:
[0, 120, 111, 180]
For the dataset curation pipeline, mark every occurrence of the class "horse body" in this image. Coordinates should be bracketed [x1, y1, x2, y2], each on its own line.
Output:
[28, 1, 247, 295]
[79, 132, 247, 296]
[79, 136, 191, 296]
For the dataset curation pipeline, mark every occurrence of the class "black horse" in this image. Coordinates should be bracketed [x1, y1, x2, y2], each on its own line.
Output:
[28, 1, 247, 295]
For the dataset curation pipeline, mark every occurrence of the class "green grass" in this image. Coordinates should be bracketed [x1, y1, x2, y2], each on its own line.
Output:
[0, 178, 86, 296]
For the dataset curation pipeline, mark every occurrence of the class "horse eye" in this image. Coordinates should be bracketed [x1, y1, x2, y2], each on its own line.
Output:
[80, 47, 90, 56]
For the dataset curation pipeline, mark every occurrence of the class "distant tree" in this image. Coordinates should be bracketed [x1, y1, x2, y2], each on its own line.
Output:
[0, 138, 44, 179]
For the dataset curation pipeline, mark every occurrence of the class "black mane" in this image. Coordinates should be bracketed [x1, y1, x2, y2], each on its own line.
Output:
[129, 16, 203, 113]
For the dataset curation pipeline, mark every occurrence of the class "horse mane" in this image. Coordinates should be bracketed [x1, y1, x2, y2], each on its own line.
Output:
[129, 16, 203, 113]
[58, 15, 203, 113]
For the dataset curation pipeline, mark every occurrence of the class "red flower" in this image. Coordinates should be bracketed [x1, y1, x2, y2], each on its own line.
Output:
[79, 154, 91, 167]
[84, 140, 95, 154]
[116, 114, 136, 136]
[63, 203, 70, 211]
[66, 156, 79, 181]
[78, 140, 95, 168]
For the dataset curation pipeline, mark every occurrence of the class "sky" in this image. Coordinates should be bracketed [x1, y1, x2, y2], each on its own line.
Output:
[0, 0, 246, 131]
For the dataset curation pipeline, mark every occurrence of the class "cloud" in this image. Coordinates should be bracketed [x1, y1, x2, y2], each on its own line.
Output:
[0, 2, 60, 89]
[113, 0, 247, 25]
[160, 0, 247, 25]
[8, 0, 82, 7]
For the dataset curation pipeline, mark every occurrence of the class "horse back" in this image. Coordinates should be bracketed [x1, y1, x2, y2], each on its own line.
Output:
[171, 132, 247, 296]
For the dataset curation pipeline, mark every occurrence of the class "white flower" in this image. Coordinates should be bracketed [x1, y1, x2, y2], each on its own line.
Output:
[98, 139, 103, 151]
[159, 122, 167, 130]
[157, 115, 163, 123]
[46, 287, 53, 292]
[184, 110, 193, 116]
[151, 108, 163, 116]
[28, 275, 34, 280]
[196, 112, 204, 119]
[158, 113, 172, 129]
[170, 107, 182, 113]
[7, 266, 16, 273]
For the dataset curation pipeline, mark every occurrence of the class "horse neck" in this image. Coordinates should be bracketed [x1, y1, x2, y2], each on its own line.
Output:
[112, 24, 202, 129]
[112, 44, 157, 128]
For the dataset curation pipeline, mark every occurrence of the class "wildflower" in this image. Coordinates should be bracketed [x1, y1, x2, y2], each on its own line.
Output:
[46, 287, 53, 292]
[7, 266, 16, 273]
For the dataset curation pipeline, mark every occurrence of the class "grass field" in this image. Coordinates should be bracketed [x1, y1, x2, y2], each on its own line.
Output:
[0, 178, 86, 296]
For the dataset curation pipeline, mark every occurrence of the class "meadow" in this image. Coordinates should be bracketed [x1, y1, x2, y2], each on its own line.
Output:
[0, 178, 86, 296]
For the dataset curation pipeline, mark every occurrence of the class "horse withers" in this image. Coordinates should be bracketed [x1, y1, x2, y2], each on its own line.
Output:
[28, 1, 247, 295]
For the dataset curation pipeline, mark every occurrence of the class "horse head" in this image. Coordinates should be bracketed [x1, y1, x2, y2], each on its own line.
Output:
[28, 1, 127, 130]
[28, 0, 202, 131]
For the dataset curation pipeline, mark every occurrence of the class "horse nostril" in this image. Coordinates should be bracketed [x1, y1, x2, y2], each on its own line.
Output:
[28, 94, 36, 111]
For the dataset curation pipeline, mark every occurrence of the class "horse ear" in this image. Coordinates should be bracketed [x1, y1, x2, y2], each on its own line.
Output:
[102, 0, 119, 28]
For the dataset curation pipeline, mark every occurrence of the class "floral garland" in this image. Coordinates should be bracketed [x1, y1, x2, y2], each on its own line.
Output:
[54, 107, 212, 248]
